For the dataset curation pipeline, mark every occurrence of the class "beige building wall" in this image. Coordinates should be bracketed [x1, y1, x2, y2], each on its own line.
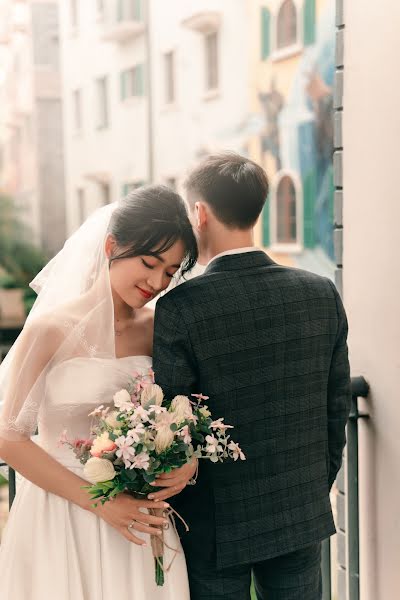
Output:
[343, 1, 400, 599]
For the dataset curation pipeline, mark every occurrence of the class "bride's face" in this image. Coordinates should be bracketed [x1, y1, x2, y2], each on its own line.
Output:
[106, 236, 185, 308]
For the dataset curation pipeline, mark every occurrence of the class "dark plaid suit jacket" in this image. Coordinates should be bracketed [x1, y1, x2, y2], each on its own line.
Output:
[153, 251, 351, 570]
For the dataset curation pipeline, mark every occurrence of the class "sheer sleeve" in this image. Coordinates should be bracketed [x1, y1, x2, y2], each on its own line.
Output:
[0, 318, 64, 442]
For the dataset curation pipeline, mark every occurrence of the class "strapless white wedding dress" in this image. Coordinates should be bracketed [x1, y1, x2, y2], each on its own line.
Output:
[0, 356, 189, 599]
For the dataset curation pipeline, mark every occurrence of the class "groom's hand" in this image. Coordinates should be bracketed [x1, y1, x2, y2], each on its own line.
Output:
[147, 459, 198, 502]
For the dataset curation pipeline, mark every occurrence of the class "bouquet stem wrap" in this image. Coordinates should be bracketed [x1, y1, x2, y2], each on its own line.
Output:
[149, 506, 166, 586]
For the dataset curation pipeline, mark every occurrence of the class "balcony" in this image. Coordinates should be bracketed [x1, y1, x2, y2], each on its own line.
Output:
[101, 0, 145, 44]
[181, 11, 221, 34]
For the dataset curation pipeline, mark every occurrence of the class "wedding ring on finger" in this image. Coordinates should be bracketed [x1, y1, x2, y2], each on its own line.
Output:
[127, 518, 136, 533]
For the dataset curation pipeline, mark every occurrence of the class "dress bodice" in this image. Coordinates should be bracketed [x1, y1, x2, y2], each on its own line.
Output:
[37, 356, 152, 466]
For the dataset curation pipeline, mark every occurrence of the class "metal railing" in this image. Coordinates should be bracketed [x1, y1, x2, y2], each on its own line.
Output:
[321, 375, 370, 600]
[347, 376, 369, 600]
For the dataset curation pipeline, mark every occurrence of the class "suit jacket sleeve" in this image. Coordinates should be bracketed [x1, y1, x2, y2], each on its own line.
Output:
[327, 280, 351, 489]
[152, 293, 198, 400]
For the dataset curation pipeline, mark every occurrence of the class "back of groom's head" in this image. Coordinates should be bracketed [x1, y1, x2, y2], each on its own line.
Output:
[184, 152, 269, 230]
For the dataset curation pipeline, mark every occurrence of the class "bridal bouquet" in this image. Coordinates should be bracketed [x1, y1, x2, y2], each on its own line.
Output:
[60, 368, 245, 585]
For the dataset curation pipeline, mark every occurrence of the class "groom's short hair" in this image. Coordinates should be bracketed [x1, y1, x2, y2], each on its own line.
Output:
[184, 152, 269, 229]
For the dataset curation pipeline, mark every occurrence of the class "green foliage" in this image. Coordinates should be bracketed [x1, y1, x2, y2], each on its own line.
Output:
[0, 194, 45, 315]
[0, 273, 19, 289]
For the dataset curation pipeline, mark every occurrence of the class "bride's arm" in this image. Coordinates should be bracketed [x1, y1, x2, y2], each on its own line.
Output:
[0, 437, 94, 510]
[0, 437, 168, 545]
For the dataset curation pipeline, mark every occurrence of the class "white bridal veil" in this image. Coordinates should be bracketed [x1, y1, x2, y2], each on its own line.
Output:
[0, 202, 120, 442]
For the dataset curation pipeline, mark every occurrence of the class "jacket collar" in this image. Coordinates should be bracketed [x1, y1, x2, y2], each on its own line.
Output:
[204, 250, 276, 274]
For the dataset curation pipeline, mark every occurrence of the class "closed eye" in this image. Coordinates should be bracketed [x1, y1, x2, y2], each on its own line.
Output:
[143, 258, 175, 279]
[141, 259, 154, 270]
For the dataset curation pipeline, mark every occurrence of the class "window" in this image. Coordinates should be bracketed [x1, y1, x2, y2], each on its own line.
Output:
[164, 51, 175, 105]
[277, 0, 297, 50]
[77, 188, 86, 224]
[204, 31, 219, 91]
[303, 0, 316, 46]
[73, 89, 82, 132]
[120, 65, 145, 100]
[261, 7, 271, 60]
[96, 76, 109, 129]
[117, 0, 142, 22]
[276, 175, 297, 243]
[70, 0, 78, 29]
[121, 181, 145, 197]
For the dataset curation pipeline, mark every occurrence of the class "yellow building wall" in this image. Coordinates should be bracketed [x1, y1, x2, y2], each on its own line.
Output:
[250, 0, 333, 268]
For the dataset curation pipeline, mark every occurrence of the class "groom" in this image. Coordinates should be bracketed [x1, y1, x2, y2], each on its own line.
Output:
[152, 153, 351, 600]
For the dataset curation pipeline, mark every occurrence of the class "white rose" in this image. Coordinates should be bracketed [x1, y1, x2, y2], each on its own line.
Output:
[105, 410, 120, 429]
[113, 389, 132, 411]
[169, 395, 193, 423]
[140, 384, 164, 409]
[154, 413, 175, 453]
[84, 457, 116, 483]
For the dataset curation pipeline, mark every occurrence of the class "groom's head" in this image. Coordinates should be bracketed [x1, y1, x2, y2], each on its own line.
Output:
[184, 152, 269, 260]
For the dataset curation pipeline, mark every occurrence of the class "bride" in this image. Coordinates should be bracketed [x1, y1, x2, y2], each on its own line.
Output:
[0, 185, 198, 599]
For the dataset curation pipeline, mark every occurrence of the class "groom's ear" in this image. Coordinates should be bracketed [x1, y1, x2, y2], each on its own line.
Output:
[195, 202, 208, 230]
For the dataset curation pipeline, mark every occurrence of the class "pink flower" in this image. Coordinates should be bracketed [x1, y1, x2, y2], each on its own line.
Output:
[179, 425, 192, 444]
[191, 393, 209, 402]
[90, 432, 117, 457]
[148, 368, 155, 382]
[228, 441, 246, 461]
[130, 405, 149, 423]
[210, 418, 234, 432]
[205, 434, 223, 455]
[115, 435, 136, 467]
[131, 451, 150, 470]
[72, 438, 86, 448]
[127, 423, 145, 443]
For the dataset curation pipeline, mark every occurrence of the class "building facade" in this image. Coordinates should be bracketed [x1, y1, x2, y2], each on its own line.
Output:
[0, 0, 66, 257]
[59, 0, 251, 235]
[250, 0, 336, 279]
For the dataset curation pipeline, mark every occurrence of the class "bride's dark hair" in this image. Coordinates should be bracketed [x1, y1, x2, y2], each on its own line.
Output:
[107, 184, 198, 276]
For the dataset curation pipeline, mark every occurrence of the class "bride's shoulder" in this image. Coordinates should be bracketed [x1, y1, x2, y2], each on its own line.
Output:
[24, 312, 66, 341]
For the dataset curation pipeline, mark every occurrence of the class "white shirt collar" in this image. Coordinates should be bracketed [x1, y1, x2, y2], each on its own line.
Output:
[207, 247, 260, 267]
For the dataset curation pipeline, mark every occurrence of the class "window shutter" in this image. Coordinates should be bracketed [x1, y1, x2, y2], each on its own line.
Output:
[303, 0, 316, 46]
[261, 7, 271, 60]
[262, 198, 270, 246]
[303, 170, 317, 248]
[133, 0, 142, 20]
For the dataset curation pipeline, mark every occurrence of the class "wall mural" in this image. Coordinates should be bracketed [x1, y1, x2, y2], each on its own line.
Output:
[258, 0, 335, 278]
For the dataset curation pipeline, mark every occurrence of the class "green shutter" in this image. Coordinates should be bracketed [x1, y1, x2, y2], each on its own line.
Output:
[117, 0, 123, 22]
[133, 0, 142, 21]
[303, 170, 317, 248]
[261, 7, 271, 60]
[262, 196, 270, 247]
[303, 0, 316, 46]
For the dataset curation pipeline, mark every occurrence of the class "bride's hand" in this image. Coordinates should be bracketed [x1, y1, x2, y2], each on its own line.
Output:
[93, 493, 170, 546]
